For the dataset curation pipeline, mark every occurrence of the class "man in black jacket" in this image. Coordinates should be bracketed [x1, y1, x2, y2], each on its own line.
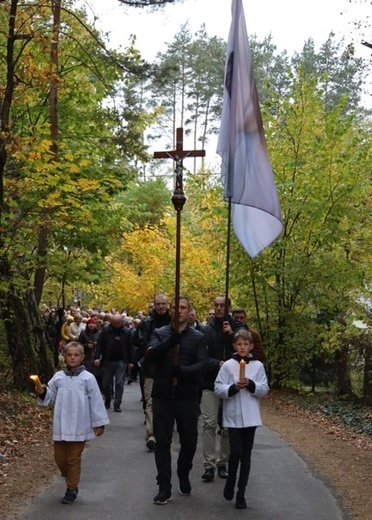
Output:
[94, 314, 134, 412]
[146, 296, 208, 505]
[200, 295, 244, 482]
[133, 293, 171, 451]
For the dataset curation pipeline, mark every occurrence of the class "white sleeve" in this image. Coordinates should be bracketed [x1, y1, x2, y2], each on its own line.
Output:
[214, 363, 231, 399]
[251, 363, 269, 399]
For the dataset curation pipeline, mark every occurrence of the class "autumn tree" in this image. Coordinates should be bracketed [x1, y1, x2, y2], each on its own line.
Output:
[0, 0, 152, 388]
[232, 65, 372, 391]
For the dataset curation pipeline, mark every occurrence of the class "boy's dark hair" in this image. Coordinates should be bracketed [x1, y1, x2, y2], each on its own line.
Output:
[234, 329, 252, 343]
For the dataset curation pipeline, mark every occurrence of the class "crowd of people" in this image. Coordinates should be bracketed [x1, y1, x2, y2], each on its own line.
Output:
[37, 294, 269, 509]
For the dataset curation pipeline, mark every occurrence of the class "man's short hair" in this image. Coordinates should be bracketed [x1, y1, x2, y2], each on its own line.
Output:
[154, 293, 167, 302]
[232, 308, 246, 316]
[215, 295, 231, 307]
[171, 295, 191, 308]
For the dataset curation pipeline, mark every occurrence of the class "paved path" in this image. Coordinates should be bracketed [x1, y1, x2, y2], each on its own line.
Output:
[16, 383, 349, 520]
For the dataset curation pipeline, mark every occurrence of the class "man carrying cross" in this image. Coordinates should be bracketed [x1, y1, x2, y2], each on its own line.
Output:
[146, 295, 208, 505]
[147, 130, 207, 505]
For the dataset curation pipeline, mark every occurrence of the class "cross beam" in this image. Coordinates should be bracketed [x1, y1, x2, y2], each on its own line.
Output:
[154, 127, 205, 211]
[154, 127, 205, 163]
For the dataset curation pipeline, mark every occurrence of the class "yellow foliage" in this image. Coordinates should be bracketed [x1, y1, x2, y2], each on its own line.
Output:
[68, 164, 80, 174]
[104, 220, 223, 316]
[28, 151, 42, 160]
[79, 159, 90, 167]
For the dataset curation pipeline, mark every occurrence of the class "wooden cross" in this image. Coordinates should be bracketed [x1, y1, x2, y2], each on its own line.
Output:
[153, 128, 205, 385]
[154, 127, 205, 209]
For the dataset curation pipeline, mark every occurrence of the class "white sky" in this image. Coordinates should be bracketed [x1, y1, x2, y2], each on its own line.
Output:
[81, 0, 371, 59]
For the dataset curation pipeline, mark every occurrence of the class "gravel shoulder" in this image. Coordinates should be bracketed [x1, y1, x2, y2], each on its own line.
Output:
[261, 392, 372, 520]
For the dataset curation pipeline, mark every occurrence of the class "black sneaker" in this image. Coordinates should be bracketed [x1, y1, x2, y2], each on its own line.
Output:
[105, 400, 110, 409]
[114, 405, 121, 412]
[235, 494, 247, 509]
[223, 479, 235, 501]
[201, 468, 214, 482]
[178, 474, 191, 496]
[62, 488, 77, 504]
[153, 490, 172, 505]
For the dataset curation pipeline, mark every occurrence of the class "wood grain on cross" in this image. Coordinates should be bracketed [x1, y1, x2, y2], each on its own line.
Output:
[153, 127, 205, 386]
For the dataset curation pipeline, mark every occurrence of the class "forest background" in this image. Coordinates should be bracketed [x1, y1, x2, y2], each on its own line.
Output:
[0, 0, 371, 402]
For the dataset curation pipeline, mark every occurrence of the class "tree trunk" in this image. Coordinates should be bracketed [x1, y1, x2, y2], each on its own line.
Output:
[0, 0, 54, 389]
[334, 343, 353, 397]
[33, 0, 61, 305]
[0, 0, 17, 227]
[362, 333, 372, 404]
[1, 286, 54, 390]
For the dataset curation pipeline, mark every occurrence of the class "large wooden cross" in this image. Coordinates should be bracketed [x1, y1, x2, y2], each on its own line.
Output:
[153, 127, 205, 384]
[154, 127, 205, 209]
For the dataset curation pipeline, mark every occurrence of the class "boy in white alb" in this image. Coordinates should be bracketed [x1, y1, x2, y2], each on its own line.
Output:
[214, 329, 268, 509]
[34, 341, 109, 505]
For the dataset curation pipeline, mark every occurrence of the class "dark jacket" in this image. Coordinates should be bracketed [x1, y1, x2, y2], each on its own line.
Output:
[94, 324, 134, 365]
[78, 328, 100, 364]
[146, 324, 208, 401]
[189, 320, 203, 332]
[201, 316, 244, 391]
[133, 310, 171, 377]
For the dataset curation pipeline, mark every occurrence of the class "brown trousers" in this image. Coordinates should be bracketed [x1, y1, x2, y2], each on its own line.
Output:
[54, 441, 86, 489]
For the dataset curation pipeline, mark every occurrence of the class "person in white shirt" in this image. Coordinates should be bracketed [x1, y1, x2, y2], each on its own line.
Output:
[214, 329, 269, 509]
[34, 342, 109, 505]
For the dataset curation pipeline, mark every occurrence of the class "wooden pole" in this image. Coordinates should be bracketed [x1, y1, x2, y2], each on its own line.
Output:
[223, 197, 232, 360]
[154, 128, 205, 385]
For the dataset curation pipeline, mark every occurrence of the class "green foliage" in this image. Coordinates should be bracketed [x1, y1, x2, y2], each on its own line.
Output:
[290, 392, 372, 436]
[323, 402, 372, 435]
[292, 33, 364, 112]
[115, 178, 173, 229]
[251, 67, 370, 377]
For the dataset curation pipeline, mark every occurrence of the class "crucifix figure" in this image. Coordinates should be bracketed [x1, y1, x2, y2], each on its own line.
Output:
[154, 127, 205, 210]
[154, 127, 205, 383]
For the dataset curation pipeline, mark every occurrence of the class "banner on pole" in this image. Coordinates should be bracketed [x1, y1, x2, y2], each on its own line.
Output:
[217, 0, 283, 258]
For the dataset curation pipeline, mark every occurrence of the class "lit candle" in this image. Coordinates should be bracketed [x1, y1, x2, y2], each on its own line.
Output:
[30, 375, 44, 393]
[239, 359, 246, 379]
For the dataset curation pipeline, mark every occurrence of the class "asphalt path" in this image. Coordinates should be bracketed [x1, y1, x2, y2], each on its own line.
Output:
[16, 382, 349, 520]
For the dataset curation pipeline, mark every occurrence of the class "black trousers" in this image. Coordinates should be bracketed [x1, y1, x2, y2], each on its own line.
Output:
[227, 426, 257, 494]
[153, 398, 199, 491]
